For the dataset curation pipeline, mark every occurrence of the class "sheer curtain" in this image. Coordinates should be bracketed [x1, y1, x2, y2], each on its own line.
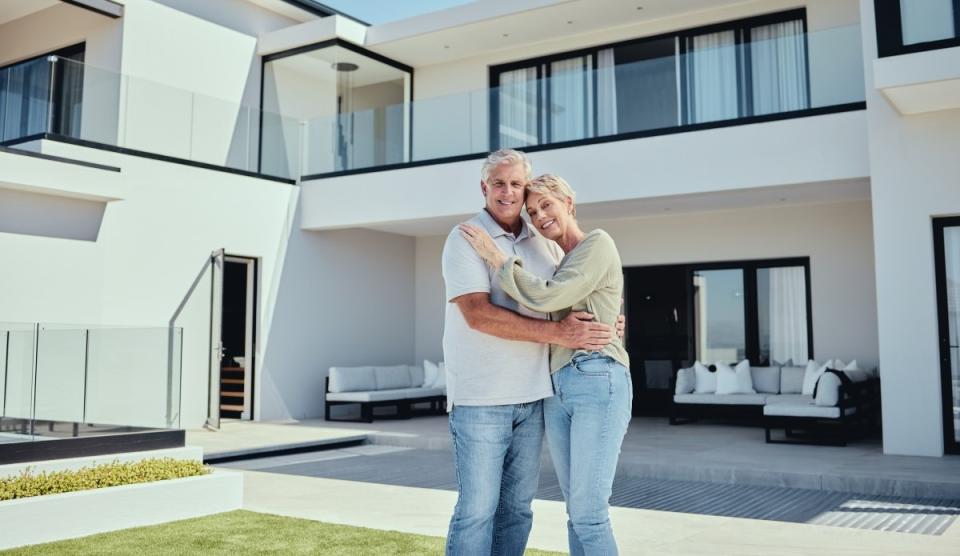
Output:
[596, 48, 617, 136]
[751, 20, 808, 116]
[550, 56, 592, 142]
[53, 52, 85, 137]
[684, 30, 739, 124]
[498, 66, 539, 148]
[768, 267, 809, 365]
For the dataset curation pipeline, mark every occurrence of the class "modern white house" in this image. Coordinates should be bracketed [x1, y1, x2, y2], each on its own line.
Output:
[0, 0, 957, 458]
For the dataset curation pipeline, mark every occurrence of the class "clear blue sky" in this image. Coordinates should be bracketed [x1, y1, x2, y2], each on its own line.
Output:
[321, 0, 474, 24]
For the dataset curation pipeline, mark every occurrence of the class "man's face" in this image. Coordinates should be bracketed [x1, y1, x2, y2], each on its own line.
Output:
[481, 162, 527, 228]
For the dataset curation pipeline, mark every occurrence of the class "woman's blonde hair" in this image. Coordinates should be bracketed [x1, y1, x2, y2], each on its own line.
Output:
[526, 174, 577, 216]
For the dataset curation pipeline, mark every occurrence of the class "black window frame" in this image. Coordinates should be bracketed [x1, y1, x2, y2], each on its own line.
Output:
[875, 0, 960, 57]
[258, 38, 414, 176]
[489, 8, 810, 150]
[687, 257, 814, 367]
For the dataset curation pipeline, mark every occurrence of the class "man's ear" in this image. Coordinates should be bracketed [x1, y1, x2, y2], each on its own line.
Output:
[480, 181, 488, 197]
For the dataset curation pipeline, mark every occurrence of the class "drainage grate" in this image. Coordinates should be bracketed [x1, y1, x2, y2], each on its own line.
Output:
[217, 446, 960, 536]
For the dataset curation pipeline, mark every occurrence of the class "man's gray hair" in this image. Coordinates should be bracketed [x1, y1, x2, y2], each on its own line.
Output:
[481, 149, 532, 183]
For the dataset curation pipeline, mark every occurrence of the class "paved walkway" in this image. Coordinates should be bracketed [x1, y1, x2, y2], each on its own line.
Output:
[239, 465, 960, 555]
[185, 420, 366, 460]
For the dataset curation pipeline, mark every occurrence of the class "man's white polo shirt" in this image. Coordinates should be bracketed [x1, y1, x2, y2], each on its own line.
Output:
[441, 209, 561, 408]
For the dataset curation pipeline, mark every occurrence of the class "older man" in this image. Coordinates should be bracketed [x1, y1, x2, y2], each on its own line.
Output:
[442, 149, 619, 556]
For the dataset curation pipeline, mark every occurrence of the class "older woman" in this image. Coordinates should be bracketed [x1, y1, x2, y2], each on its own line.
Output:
[460, 174, 631, 556]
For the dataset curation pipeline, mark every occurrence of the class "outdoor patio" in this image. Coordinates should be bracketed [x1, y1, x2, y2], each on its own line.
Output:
[198, 415, 960, 499]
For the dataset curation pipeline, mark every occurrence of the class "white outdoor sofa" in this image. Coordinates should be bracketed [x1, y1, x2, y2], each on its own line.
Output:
[670, 363, 880, 445]
[324, 364, 446, 423]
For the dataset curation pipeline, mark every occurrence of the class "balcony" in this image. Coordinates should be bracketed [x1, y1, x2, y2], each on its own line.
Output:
[299, 23, 868, 232]
[0, 54, 300, 182]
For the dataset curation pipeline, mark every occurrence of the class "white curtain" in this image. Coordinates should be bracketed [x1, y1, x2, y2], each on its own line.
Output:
[498, 66, 539, 148]
[685, 30, 739, 124]
[751, 20, 808, 116]
[549, 56, 592, 142]
[596, 48, 617, 136]
[768, 267, 809, 365]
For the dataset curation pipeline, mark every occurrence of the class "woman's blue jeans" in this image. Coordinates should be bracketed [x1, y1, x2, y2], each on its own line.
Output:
[544, 353, 632, 556]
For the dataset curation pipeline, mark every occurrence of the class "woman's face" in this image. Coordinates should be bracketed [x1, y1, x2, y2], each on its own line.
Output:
[526, 191, 574, 241]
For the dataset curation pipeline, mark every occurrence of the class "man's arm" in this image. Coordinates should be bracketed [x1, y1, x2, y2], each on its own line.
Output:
[453, 293, 613, 351]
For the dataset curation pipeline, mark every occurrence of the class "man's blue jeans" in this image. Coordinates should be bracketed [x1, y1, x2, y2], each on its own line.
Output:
[446, 401, 544, 556]
[544, 353, 632, 556]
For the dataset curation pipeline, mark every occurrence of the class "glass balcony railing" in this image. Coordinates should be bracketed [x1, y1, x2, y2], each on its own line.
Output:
[0, 56, 301, 180]
[0, 322, 183, 443]
[302, 23, 865, 177]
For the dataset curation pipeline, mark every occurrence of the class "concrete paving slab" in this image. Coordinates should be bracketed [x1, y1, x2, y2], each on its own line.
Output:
[239, 469, 960, 555]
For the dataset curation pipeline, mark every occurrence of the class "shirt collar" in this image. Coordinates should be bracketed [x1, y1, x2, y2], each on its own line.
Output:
[478, 208, 532, 241]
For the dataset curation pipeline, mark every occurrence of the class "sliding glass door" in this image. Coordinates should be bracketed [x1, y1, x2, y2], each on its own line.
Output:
[935, 218, 960, 454]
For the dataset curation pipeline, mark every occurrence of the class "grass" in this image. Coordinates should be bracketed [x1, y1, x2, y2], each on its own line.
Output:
[2, 510, 563, 555]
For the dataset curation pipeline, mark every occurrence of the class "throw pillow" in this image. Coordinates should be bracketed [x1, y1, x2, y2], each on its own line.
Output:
[693, 361, 717, 394]
[715, 360, 756, 395]
[843, 359, 860, 372]
[675, 367, 696, 395]
[801, 359, 833, 396]
[433, 362, 447, 388]
[423, 359, 439, 388]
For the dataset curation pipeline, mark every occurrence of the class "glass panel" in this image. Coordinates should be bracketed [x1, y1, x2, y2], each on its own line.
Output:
[684, 30, 740, 124]
[498, 65, 539, 148]
[692, 269, 746, 363]
[549, 55, 593, 142]
[33, 326, 87, 424]
[944, 226, 960, 443]
[84, 327, 183, 429]
[750, 20, 809, 115]
[900, 0, 957, 45]
[264, 44, 410, 175]
[611, 39, 678, 133]
[757, 266, 809, 366]
[0, 324, 37, 438]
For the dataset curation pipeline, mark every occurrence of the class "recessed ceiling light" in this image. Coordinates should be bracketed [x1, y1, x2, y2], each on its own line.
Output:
[636, 6, 644, 10]
[567, 20, 573, 24]
[443, 45, 450, 49]
[779, 197, 787, 201]
[663, 207, 671, 212]
[502, 33, 509, 38]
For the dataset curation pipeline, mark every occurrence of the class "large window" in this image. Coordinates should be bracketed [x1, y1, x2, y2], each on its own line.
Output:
[0, 44, 85, 143]
[490, 10, 810, 149]
[690, 259, 812, 366]
[876, 0, 960, 56]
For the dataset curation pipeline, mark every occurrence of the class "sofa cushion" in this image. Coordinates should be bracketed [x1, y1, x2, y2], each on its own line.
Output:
[779, 366, 805, 394]
[675, 367, 696, 395]
[763, 394, 813, 405]
[763, 402, 856, 419]
[813, 372, 843, 406]
[801, 360, 834, 396]
[673, 393, 767, 406]
[716, 360, 755, 395]
[424, 359, 440, 387]
[328, 367, 377, 393]
[693, 361, 717, 394]
[433, 362, 447, 388]
[408, 365, 426, 388]
[409, 387, 445, 399]
[751, 366, 781, 394]
[327, 388, 422, 402]
[375, 365, 413, 390]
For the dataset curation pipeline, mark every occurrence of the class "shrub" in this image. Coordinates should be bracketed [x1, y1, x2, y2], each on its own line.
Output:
[0, 458, 209, 501]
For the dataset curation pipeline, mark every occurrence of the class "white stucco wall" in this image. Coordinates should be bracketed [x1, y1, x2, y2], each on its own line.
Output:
[860, 1, 960, 457]
[414, 200, 880, 374]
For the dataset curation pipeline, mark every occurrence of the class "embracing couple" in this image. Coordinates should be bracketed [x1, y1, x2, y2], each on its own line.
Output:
[441, 148, 632, 556]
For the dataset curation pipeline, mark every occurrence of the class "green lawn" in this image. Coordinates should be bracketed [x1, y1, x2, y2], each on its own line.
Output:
[2, 510, 562, 555]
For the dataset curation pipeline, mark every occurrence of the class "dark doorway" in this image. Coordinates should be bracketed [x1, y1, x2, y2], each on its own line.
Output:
[220, 256, 257, 420]
[934, 217, 960, 454]
[624, 266, 692, 416]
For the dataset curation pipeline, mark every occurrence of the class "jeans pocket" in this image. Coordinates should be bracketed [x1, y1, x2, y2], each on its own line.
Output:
[573, 356, 612, 377]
